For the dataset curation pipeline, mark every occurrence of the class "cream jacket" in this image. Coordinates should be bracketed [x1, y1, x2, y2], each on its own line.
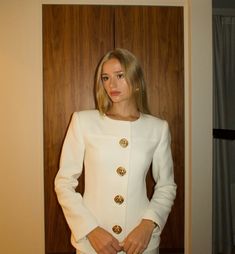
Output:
[55, 110, 176, 253]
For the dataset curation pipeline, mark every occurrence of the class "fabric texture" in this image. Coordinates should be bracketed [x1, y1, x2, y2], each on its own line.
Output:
[76, 248, 159, 254]
[55, 110, 176, 253]
[213, 14, 235, 254]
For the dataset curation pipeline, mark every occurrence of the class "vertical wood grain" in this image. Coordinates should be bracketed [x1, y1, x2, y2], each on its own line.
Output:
[43, 5, 184, 253]
[43, 5, 114, 253]
[115, 6, 184, 250]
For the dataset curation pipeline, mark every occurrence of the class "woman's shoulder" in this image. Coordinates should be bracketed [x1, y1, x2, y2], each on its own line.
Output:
[141, 113, 170, 137]
[141, 112, 167, 126]
[71, 109, 100, 123]
[72, 109, 99, 118]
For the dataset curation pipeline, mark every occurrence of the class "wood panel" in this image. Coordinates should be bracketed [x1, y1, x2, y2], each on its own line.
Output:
[115, 6, 184, 250]
[43, 5, 184, 254]
[43, 5, 114, 253]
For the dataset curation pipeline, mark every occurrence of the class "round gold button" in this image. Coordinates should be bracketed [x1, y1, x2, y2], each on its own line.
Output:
[116, 167, 126, 176]
[119, 138, 128, 148]
[112, 225, 122, 234]
[114, 195, 124, 204]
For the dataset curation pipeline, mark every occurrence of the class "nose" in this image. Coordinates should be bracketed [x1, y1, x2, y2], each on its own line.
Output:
[109, 75, 118, 88]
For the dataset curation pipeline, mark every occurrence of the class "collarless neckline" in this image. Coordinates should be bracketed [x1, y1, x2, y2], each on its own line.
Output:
[103, 112, 142, 123]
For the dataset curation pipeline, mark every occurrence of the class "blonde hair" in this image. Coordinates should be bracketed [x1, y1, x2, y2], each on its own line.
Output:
[95, 48, 150, 114]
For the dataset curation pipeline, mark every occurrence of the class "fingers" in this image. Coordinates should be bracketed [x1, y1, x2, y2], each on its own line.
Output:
[91, 238, 120, 254]
[111, 239, 122, 252]
[122, 219, 155, 254]
[122, 232, 148, 254]
[87, 227, 122, 254]
[102, 243, 120, 254]
[123, 240, 146, 254]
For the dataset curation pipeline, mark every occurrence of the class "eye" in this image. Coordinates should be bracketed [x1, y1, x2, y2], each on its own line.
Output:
[116, 73, 125, 80]
[101, 75, 109, 82]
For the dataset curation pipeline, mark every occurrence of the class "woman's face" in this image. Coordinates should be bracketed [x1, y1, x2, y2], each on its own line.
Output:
[101, 58, 133, 105]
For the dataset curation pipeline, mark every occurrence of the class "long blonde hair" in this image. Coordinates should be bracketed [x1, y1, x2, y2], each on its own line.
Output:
[95, 48, 150, 114]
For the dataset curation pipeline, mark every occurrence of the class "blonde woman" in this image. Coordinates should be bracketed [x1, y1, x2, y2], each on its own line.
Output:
[55, 48, 176, 254]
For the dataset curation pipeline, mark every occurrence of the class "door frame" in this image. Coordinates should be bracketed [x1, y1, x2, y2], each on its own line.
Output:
[42, 0, 192, 253]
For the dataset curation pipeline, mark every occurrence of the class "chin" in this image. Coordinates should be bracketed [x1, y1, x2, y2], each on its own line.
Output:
[110, 97, 121, 103]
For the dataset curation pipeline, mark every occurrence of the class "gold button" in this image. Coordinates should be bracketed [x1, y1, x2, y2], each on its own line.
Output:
[114, 195, 124, 204]
[119, 138, 128, 148]
[112, 225, 122, 234]
[116, 167, 126, 176]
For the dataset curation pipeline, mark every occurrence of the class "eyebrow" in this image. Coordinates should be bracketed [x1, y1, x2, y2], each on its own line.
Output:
[101, 70, 124, 75]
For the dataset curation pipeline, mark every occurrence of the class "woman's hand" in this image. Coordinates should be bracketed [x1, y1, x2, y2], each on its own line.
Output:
[121, 219, 155, 254]
[87, 226, 122, 254]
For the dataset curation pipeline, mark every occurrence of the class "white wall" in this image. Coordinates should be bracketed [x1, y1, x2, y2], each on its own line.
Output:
[0, 0, 212, 253]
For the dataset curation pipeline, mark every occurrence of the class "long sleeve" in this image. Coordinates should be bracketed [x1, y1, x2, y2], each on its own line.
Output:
[142, 121, 177, 232]
[54, 110, 176, 252]
[54, 112, 99, 242]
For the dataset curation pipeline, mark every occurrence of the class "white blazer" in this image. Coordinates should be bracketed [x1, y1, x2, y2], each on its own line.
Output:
[55, 110, 176, 253]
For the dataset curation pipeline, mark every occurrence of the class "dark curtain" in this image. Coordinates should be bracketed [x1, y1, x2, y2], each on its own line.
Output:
[213, 13, 235, 254]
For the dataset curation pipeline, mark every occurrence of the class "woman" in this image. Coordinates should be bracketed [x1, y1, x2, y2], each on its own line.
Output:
[55, 48, 176, 254]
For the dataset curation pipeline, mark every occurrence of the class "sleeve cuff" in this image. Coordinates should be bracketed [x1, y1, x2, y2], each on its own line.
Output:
[142, 209, 163, 232]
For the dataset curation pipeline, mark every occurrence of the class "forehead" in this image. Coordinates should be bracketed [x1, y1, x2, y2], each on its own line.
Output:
[102, 58, 124, 73]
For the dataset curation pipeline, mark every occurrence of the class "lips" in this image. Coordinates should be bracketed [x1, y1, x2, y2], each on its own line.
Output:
[110, 91, 121, 97]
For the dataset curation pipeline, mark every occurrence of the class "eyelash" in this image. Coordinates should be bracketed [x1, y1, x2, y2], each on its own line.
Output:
[117, 73, 124, 79]
[101, 76, 109, 82]
[101, 73, 125, 82]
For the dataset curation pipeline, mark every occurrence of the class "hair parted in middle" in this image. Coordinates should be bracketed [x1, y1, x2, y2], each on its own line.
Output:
[95, 48, 150, 114]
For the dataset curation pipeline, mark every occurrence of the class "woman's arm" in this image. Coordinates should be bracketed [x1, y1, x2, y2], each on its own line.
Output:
[123, 120, 176, 254]
[54, 112, 99, 242]
[142, 120, 177, 233]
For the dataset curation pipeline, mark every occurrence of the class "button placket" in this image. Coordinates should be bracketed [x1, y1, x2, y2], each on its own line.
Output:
[112, 132, 130, 237]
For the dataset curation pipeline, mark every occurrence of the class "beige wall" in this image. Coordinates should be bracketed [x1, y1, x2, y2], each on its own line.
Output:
[0, 0, 212, 253]
[190, 0, 213, 252]
[0, 0, 44, 253]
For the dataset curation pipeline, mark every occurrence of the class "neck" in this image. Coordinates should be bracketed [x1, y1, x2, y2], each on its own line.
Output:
[107, 102, 140, 121]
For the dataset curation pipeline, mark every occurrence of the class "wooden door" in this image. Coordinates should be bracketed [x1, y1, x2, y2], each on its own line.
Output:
[43, 5, 114, 253]
[114, 6, 184, 250]
[43, 5, 184, 254]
